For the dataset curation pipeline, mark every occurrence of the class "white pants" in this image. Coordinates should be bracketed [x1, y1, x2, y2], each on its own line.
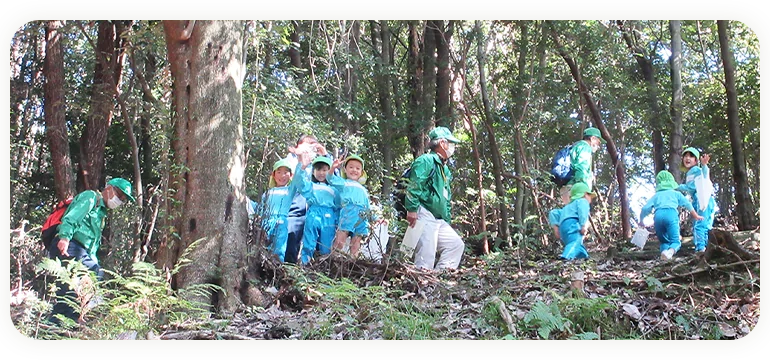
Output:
[413, 206, 465, 270]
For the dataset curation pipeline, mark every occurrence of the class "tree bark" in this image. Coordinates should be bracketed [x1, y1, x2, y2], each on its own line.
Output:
[717, 20, 757, 230]
[163, 20, 249, 315]
[668, 20, 684, 181]
[548, 21, 631, 239]
[44, 20, 76, 201]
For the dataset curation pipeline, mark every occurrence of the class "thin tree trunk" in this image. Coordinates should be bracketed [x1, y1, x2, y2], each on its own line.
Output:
[668, 20, 684, 181]
[476, 21, 509, 248]
[618, 20, 665, 174]
[289, 21, 302, 69]
[370, 20, 395, 197]
[44, 20, 76, 201]
[717, 20, 757, 230]
[407, 21, 425, 158]
[423, 21, 438, 127]
[549, 21, 631, 239]
[435, 20, 453, 127]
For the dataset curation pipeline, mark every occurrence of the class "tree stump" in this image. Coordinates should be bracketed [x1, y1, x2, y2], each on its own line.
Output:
[704, 228, 759, 262]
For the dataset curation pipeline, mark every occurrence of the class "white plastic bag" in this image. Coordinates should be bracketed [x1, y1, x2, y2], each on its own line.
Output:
[694, 175, 714, 212]
[361, 222, 389, 261]
[400, 219, 426, 258]
[630, 227, 650, 249]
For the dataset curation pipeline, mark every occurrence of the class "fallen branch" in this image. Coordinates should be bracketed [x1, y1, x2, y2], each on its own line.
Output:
[491, 296, 517, 337]
[659, 259, 760, 282]
[160, 330, 257, 340]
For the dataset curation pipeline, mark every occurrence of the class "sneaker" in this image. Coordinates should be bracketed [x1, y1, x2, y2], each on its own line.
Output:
[695, 248, 706, 253]
[660, 249, 675, 260]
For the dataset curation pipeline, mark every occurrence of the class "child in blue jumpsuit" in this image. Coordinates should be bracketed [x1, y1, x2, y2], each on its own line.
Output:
[640, 170, 704, 260]
[558, 182, 595, 260]
[249, 159, 304, 262]
[329, 155, 376, 258]
[678, 147, 717, 252]
[548, 188, 571, 240]
[298, 156, 339, 264]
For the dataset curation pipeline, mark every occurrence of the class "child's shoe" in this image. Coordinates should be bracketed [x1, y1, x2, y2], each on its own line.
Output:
[660, 248, 675, 260]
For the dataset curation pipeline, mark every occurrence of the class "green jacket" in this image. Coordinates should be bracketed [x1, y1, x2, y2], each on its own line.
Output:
[405, 151, 454, 223]
[568, 139, 595, 189]
[56, 190, 106, 263]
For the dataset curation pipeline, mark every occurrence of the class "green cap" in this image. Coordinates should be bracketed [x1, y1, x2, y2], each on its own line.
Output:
[680, 147, 701, 172]
[655, 170, 678, 192]
[583, 127, 606, 143]
[341, 154, 367, 183]
[570, 182, 596, 201]
[343, 154, 365, 169]
[682, 147, 700, 160]
[429, 127, 461, 143]
[269, 159, 294, 188]
[312, 156, 332, 168]
[107, 177, 135, 202]
[273, 158, 293, 172]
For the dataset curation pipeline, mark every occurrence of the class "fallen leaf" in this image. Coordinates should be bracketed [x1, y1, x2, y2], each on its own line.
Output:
[718, 323, 736, 338]
[622, 303, 642, 320]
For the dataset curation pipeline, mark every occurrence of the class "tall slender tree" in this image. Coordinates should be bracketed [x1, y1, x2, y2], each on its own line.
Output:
[668, 20, 684, 181]
[475, 21, 509, 247]
[717, 20, 757, 230]
[44, 20, 75, 201]
[618, 20, 665, 174]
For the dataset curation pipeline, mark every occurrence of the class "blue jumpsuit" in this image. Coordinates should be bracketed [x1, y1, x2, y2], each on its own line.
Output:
[558, 198, 590, 260]
[249, 163, 304, 262]
[328, 175, 372, 237]
[640, 190, 694, 254]
[548, 208, 562, 228]
[298, 172, 339, 264]
[678, 165, 717, 251]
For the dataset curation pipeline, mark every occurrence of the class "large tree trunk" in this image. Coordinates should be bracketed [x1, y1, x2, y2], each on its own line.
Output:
[549, 21, 631, 239]
[476, 21, 509, 248]
[406, 21, 425, 158]
[370, 20, 395, 197]
[668, 20, 684, 181]
[435, 20, 453, 128]
[44, 20, 75, 201]
[618, 21, 665, 174]
[77, 21, 125, 192]
[717, 20, 757, 230]
[162, 20, 249, 315]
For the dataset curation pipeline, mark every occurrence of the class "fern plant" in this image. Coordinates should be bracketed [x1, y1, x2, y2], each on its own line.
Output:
[31, 257, 220, 339]
[523, 301, 571, 339]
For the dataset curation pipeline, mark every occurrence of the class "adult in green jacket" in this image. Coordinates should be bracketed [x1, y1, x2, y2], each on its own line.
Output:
[48, 177, 135, 325]
[405, 127, 465, 270]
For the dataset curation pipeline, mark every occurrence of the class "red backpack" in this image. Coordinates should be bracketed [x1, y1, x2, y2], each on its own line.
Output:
[40, 197, 73, 247]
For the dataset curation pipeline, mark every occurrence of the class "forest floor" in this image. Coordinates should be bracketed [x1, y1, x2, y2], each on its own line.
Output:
[11, 229, 761, 341]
